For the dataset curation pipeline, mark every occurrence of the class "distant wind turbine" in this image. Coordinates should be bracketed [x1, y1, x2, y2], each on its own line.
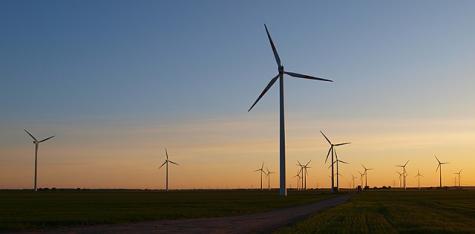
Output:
[362, 164, 373, 188]
[396, 171, 403, 188]
[351, 174, 357, 189]
[358, 171, 365, 187]
[329, 156, 348, 191]
[321, 131, 350, 192]
[454, 169, 462, 189]
[24, 129, 55, 191]
[415, 170, 423, 190]
[293, 170, 302, 190]
[254, 162, 265, 190]
[396, 160, 409, 190]
[159, 148, 179, 191]
[248, 24, 333, 196]
[266, 168, 275, 190]
[434, 155, 448, 188]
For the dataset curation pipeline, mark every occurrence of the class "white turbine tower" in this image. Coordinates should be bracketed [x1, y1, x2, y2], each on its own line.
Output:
[254, 162, 265, 190]
[248, 25, 333, 196]
[454, 169, 462, 189]
[320, 131, 350, 192]
[362, 165, 373, 188]
[396, 160, 409, 190]
[434, 155, 448, 188]
[159, 148, 179, 191]
[24, 129, 55, 191]
[396, 171, 403, 188]
[266, 168, 275, 190]
[415, 170, 423, 190]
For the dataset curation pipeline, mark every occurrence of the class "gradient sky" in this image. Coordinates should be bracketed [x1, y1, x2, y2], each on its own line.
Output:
[1, 0, 475, 189]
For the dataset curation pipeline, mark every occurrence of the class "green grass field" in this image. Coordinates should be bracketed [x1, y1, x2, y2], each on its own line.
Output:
[276, 189, 475, 234]
[0, 189, 335, 231]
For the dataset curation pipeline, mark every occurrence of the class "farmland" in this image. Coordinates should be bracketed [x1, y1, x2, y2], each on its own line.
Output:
[0, 189, 335, 231]
[276, 189, 475, 233]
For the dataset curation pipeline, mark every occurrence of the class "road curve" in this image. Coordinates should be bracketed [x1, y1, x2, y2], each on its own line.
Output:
[24, 194, 351, 234]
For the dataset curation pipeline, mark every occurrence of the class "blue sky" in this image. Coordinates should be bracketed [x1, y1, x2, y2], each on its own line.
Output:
[1, 1, 475, 188]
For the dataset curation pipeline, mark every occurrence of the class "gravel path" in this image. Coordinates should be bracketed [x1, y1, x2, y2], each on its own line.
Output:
[23, 194, 351, 234]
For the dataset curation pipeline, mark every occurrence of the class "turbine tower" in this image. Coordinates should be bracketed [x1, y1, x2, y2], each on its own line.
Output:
[329, 156, 348, 191]
[396, 160, 409, 190]
[454, 169, 462, 189]
[248, 25, 333, 196]
[159, 148, 179, 191]
[320, 131, 350, 192]
[434, 155, 448, 188]
[254, 162, 265, 190]
[358, 171, 365, 187]
[362, 165, 373, 188]
[351, 174, 357, 189]
[266, 168, 275, 190]
[396, 171, 403, 188]
[24, 129, 55, 191]
[415, 170, 423, 190]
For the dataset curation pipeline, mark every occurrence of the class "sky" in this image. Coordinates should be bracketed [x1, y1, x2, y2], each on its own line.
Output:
[1, 0, 475, 189]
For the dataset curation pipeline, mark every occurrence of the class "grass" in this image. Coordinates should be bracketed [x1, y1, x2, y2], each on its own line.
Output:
[276, 189, 475, 234]
[0, 189, 335, 231]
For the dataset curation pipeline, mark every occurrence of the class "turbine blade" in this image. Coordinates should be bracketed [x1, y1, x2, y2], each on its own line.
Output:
[159, 161, 167, 169]
[248, 75, 279, 112]
[334, 142, 351, 146]
[435, 155, 440, 164]
[264, 24, 281, 67]
[404, 160, 409, 167]
[169, 160, 179, 165]
[305, 160, 311, 166]
[320, 131, 332, 145]
[165, 148, 169, 160]
[339, 160, 349, 164]
[24, 129, 38, 141]
[284, 71, 333, 82]
[39, 136, 55, 143]
[436, 164, 440, 172]
[324, 147, 332, 164]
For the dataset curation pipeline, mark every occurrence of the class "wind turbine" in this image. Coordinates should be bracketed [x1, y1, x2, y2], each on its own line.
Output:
[351, 174, 357, 189]
[358, 171, 365, 187]
[454, 169, 462, 189]
[396, 171, 403, 188]
[329, 157, 348, 191]
[24, 129, 55, 191]
[248, 25, 333, 196]
[434, 155, 448, 188]
[362, 165, 373, 188]
[297, 160, 311, 190]
[293, 171, 302, 190]
[159, 148, 179, 191]
[321, 131, 350, 192]
[254, 162, 265, 190]
[266, 168, 275, 190]
[415, 170, 423, 190]
[396, 160, 409, 190]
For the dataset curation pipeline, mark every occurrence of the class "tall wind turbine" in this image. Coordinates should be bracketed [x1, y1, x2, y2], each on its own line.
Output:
[293, 171, 302, 190]
[159, 148, 179, 191]
[266, 168, 275, 190]
[24, 129, 55, 191]
[362, 165, 373, 188]
[434, 155, 448, 188]
[351, 174, 357, 189]
[454, 169, 462, 189]
[248, 25, 333, 196]
[329, 157, 348, 191]
[396, 171, 403, 188]
[358, 171, 365, 187]
[254, 162, 265, 190]
[321, 131, 350, 192]
[415, 170, 423, 190]
[396, 160, 409, 190]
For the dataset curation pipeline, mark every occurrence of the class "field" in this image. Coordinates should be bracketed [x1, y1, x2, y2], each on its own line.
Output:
[0, 189, 335, 231]
[276, 189, 475, 234]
